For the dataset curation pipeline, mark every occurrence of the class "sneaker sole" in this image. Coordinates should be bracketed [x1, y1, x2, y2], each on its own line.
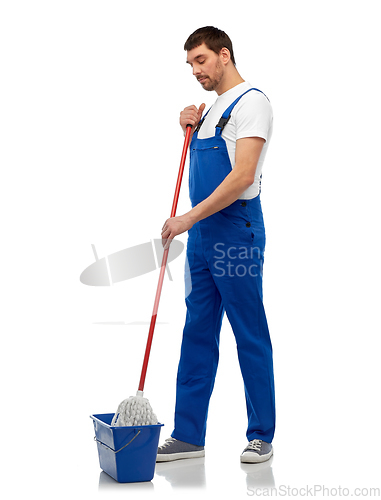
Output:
[156, 450, 205, 462]
[240, 448, 273, 464]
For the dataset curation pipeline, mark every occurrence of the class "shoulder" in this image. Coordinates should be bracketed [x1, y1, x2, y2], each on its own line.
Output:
[234, 89, 273, 118]
[229, 89, 273, 141]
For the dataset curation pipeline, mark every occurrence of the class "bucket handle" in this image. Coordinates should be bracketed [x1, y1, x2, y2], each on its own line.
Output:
[94, 429, 141, 454]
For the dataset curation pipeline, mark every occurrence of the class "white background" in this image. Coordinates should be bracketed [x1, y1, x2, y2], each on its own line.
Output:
[1, 0, 380, 498]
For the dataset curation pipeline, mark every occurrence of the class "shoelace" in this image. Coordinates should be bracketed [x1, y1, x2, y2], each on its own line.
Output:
[158, 437, 177, 450]
[247, 439, 262, 452]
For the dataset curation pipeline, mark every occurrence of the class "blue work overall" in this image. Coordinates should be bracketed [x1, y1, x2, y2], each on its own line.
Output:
[172, 89, 275, 446]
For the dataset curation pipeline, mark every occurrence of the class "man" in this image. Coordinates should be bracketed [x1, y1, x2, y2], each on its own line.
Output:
[157, 26, 275, 464]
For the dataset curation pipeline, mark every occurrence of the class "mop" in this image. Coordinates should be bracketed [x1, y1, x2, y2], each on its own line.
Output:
[111, 125, 192, 427]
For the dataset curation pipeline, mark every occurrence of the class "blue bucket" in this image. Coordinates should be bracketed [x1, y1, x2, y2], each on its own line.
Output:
[91, 413, 163, 483]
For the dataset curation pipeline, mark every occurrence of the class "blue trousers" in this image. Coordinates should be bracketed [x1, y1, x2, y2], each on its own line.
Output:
[171, 196, 275, 446]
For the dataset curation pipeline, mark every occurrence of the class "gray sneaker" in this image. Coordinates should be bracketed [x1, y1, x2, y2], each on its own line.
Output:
[156, 437, 205, 462]
[240, 439, 273, 463]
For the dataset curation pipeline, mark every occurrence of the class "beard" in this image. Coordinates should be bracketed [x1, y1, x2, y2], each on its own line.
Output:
[197, 59, 224, 91]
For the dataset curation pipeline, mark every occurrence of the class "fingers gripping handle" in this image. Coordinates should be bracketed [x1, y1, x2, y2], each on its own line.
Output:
[138, 124, 192, 393]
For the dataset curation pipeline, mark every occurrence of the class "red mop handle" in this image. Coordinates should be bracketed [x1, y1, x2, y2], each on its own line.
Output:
[138, 125, 192, 392]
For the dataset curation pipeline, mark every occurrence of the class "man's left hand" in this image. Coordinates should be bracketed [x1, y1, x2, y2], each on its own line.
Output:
[161, 215, 193, 249]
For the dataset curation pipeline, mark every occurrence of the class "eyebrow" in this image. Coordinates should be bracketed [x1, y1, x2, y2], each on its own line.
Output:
[186, 54, 206, 65]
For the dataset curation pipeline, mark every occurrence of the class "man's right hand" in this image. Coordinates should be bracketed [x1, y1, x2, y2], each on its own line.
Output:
[179, 103, 206, 134]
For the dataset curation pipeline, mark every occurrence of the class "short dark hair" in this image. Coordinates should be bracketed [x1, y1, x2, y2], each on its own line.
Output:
[184, 26, 236, 66]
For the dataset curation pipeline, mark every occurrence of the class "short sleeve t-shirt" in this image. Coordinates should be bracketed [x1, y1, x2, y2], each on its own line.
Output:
[197, 81, 273, 199]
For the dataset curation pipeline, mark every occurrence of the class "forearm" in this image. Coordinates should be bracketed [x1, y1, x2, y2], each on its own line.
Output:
[186, 167, 253, 225]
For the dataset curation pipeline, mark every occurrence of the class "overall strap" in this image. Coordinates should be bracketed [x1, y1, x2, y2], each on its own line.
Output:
[216, 88, 269, 135]
[194, 107, 211, 134]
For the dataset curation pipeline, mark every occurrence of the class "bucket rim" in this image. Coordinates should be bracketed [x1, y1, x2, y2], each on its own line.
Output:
[90, 413, 164, 429]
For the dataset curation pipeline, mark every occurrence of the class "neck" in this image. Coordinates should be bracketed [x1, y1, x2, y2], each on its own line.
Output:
[215, 66, 245, 96]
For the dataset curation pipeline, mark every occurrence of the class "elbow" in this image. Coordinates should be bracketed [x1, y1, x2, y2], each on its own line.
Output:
[243, 176, 255, 190]
[231, 166, 255, 192]
[234, 168, 255, 190]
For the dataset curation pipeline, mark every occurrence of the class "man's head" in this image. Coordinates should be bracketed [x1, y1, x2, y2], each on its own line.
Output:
[185, 27, 239, 94]
[184, 26, 236, 66]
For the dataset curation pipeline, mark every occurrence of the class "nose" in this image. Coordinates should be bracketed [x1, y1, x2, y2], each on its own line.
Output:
[192, 64, 201, 76]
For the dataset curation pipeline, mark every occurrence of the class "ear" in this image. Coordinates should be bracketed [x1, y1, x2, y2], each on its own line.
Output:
[219, 47, 231, 65]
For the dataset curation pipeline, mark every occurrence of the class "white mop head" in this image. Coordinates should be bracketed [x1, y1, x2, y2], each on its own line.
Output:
[111, 391, 158, 426]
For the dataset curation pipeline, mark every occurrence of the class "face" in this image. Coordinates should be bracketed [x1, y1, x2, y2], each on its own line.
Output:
[186, 43, 225, 92]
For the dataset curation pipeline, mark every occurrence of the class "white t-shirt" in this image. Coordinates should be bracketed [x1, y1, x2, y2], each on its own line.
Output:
[197, 81, 273, 199]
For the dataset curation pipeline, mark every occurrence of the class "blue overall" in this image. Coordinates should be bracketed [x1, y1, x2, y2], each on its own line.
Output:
[171, 89, 275, 446]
